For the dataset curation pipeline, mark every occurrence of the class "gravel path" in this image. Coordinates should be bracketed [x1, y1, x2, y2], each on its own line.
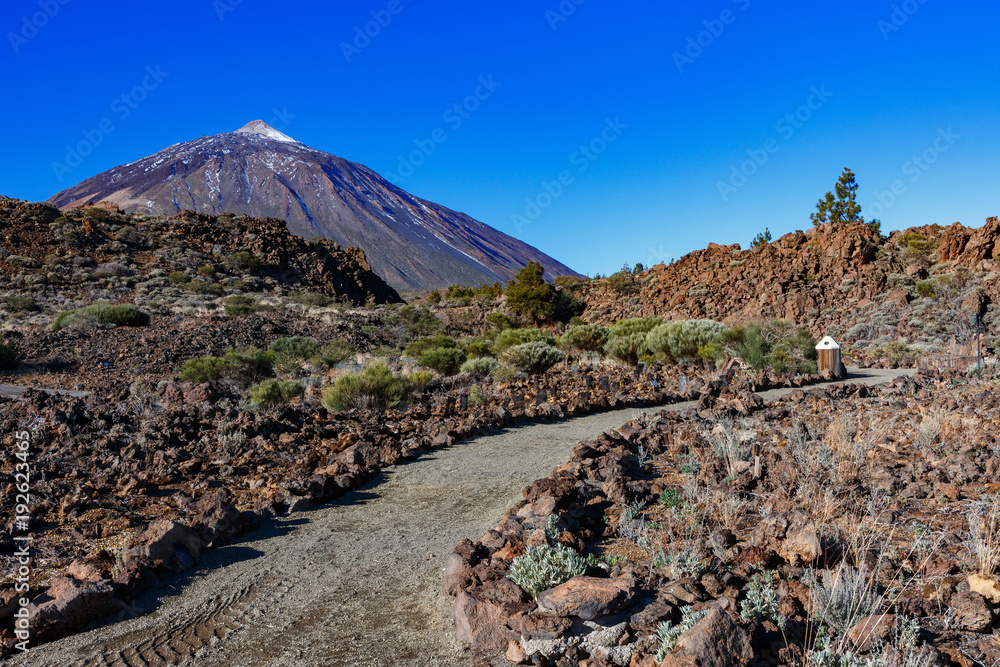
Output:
[4, 368, 911, 667]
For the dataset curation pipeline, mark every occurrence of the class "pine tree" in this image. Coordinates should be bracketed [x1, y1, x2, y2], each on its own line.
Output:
[505, 261, 554, 324]
[811, 168, 863, 226]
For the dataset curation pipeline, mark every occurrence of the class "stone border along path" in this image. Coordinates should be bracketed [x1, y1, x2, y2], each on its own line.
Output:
[5, 367, 913, 667]
[0, 385, 90, 399]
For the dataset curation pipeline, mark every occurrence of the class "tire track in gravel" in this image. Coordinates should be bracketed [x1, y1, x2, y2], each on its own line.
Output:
[3, 368, 911, 667]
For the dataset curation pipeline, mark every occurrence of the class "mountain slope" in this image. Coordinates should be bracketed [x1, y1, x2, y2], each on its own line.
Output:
[48, 121, 580, 291]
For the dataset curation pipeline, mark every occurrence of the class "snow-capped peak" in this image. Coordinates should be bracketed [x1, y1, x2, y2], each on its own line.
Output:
[233, 120, 298, 143]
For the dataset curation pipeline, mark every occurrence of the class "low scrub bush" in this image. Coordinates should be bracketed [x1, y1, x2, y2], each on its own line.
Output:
[605, 332, 649, 366]
[463, 336, 494, 358]
[189, 280, 225, 296]
[321, 361, 412, 411]
[249, 379, 305, 406]
[645, 319, 725, 364]
[713, 320, 816, 373]
[418, 347, 466, 375]
[609, 316, 662, 339]
[228, 250, 261, 271]
[313, 340, 355, 367]
[4, 295, 39, 314]
[393, 305, 444, 338]
[503, 341, 564, 374]
[560, 323, 609, 353]
[290, 290, 336, 307]
[180, 347, 274, 387]
[407, 369, 435, 392]
[655, 607, 709, 663]
[223, 295, 257, 317]
[168, 271, 191, 284]
[50, 303, 150, 330]
[460, 356, 499, 376]
[485, 311, 516, 331]
[405, 334, 457, 358]
[268, 336, 321, 374]
[0, 335, 23, 370]
[494, 327, 556, 353]
[508, 544, 587, 598]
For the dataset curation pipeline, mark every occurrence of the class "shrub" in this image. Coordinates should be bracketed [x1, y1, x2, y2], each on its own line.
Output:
[494, 328, 556, 353]
[223, 295, 257, 317]
[228, 250, 261, 271]
[268, 336, 321, 359]
[249, 379, 305, 406]
[714, 320, 816, 373]
[506, 261, 554, 323]
[464, 337, 494, 358]
[812, 564, 877, 637]
[508, 544, 587, 598]
[321, 361, 412, 411]
[189, 280, 225, 296]
[179, 348, 273, 387]
[51, 303, 150, 330]
[609, 316, 663, 339]
[605, 267, 638, 294]
[645, 319, 725, 363]
[0, 335, 23, 370]
[407, 369, 435, 392]
[551, 289, 585, 323]
[268, 336, 321, 374]
[5, 295, 39, 313]
[426, 289, 442, 305]
[84, 207, 111, 221]
[313, 340, 355, 367]
[485, 311, 516, 331]
[914, 280, 935, 298]
[290, 290, 336, 308]
[168, 271, 192, 284]
[197, 264, 215, 277]
[418, 347, 467, 375]
[605, 332, 649, 365]
[461, 356, 499, 376]
[394, 305, 444, 338]
[655, 607, 709, 662]
[504, 341, 564, 374]
[560, 324, 609, 353]
[405, 334, 457, 358]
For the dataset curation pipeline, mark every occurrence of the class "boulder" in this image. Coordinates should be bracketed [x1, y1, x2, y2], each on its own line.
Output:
[29, 577, 124, 642]
[536, 576, 637, 620]
[847, 614, 896, 652]
[442, 553, 475, 596]
[452, 591, 517, 650]
[951, 591, 992, 632]
[749, 510, 821, 566]
[968, 573, 1000, 605]
[659, 604, 752, 667]
[124, 518, 203, 572]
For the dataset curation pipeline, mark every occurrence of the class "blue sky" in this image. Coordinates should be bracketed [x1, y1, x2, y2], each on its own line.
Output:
[2, 0, 997, 277]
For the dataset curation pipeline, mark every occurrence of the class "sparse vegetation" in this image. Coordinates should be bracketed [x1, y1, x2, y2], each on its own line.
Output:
[321, 361, 412, 411]
[50, 303, 150, 330]
[503, 341, 565, 374]
[179, 348, 274, 387]
[249, 379, 305, 406]
[507, 544, 587, 598]
[417, 346, 466, 375]
[0, 335, 23, 370]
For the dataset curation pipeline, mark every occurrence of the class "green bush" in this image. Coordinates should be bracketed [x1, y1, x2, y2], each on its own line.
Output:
[394, 305, 444, 338]
[189, 280, 225, 296]
[609, 316, 663, 338]
[494, 328, 557, 353]
[485, 311, 516, 331]
[268, 336, 321, 359]
[321, 361, 412, 411]
[179, 347, 274, 387]
[464, 336, 494, 358]
[460, 356, 499, 376]
[197, 264, 215, 277]
[914, 280, 935, 298]
[313, 340, 355, 367]
[508, 544, 587, 598]
[559, 323, 609, 353]
[223, 295, 257, 317]
[503, 341, 565, 374]
[714, 320, 816, 373]
[250, 379, 305, 406]
[4, 295, 39, 314]
[290, 290, 336, 307]
[50, 303, 150, 330]
[551, 289, 585, 323]
[605, 332, 649, 365]
[425, 289, 442, 304]
[0, 335, 23, 370]
[168, 271, 191, 284]
[405, 334, 457, 358]
[645, 319, 725, 363]
[418, 347, 466, 375]
[407, 369, 435, 391]
[268, 336, 321, 374]
[229, 250, 261, 271]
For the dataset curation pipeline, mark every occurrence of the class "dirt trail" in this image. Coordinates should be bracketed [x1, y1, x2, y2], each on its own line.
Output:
[4, 368, 911, 667]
